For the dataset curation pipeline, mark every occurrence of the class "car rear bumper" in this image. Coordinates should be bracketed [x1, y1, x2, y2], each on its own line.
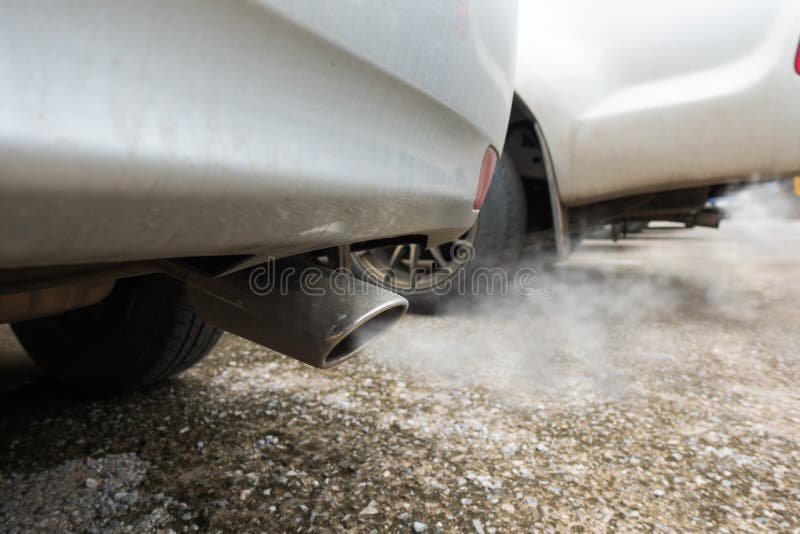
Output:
[0, 0, 517, 268]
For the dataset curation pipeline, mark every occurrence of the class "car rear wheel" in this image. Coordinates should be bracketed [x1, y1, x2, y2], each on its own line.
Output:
[351, 153, 527, 313]
[11, 274, 222, 393]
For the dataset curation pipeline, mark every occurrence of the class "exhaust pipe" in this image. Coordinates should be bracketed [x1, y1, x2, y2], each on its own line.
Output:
[692, 207, 724, 228]
[183, 260, 407, 368]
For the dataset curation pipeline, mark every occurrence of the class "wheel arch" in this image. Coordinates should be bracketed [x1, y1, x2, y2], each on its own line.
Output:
[504, 94, 571, 258]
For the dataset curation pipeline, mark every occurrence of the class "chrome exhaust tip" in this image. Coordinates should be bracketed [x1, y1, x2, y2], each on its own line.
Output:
[320, 298, 407, 368]
[184, 260, 407, 368]
[693, 207, 724, 228]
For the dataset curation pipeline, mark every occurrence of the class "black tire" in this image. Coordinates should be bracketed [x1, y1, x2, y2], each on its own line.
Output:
[11, 274, 222, 393]
[455, 152, 528, 279]
[352, 153, 527, 313]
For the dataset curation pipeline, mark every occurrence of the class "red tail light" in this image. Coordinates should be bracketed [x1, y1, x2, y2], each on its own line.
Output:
[455, 0, 469, 40]
[473, 147, 498, 210]
[796, 39, 800, 75]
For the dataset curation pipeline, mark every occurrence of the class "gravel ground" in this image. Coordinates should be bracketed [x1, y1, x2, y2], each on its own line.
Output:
[1, 221, 799, 532]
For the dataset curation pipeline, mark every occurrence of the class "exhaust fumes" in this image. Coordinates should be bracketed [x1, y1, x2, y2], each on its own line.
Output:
[365, 181, 800, 405]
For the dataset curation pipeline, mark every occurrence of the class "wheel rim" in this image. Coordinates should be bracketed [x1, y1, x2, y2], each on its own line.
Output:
[351, 224, 479, 293]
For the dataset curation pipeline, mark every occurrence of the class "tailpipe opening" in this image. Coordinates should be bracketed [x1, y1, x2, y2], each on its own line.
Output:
[324, 303, 406, 366]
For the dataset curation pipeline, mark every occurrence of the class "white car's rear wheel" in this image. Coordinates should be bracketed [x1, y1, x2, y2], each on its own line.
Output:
[351, 154, 527, 313]
[11, 274, 222, 392]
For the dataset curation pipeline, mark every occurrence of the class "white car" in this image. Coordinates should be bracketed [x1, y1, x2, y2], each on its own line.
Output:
[0, 0, 518, 390]
[353, 0, 800, 310]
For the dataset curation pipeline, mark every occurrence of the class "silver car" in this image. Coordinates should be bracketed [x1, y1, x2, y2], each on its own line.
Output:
[0, 0, 518, 391]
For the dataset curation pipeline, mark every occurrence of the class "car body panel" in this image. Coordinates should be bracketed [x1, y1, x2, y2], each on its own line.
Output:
[0, 0, 517, 268]
[516, 0, 800, 206]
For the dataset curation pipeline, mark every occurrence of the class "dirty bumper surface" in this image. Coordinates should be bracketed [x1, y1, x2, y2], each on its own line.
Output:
[1, 221, 799, 532]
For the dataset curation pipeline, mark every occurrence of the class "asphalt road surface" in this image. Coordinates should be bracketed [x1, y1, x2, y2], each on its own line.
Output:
[1, 220, 799, 532]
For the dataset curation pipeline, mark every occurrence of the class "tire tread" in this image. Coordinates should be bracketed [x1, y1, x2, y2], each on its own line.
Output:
[12, 275, 222, 392]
